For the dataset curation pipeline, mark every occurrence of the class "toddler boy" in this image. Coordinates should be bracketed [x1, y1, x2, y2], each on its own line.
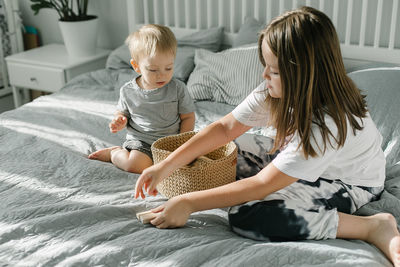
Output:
[89, 24, 196, 173]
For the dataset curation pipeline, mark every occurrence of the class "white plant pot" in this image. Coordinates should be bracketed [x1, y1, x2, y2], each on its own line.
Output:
[59, 17, 98, 58]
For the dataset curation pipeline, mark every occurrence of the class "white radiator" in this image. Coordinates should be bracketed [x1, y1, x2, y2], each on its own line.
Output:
[127, 0, 400, 64]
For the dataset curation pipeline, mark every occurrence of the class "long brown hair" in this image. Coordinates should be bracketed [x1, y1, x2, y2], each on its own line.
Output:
[258, 6, 367, 158]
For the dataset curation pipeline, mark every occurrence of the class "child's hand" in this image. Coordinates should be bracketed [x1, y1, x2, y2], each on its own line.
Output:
[135, 162, 173, 199]
[149, 196, 193, 228]
[109, 115, 127, 133]
[135, 165, 161, 198]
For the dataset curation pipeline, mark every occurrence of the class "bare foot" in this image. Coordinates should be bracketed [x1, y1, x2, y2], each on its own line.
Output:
[366, 213, 400, 267]
[88, 146, 120, 162]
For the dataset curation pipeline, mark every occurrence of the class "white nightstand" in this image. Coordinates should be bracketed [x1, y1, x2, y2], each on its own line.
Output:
[5, 44, 111, 108]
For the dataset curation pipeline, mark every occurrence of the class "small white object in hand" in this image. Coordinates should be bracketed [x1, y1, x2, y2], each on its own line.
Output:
[136, 210, 157, 224]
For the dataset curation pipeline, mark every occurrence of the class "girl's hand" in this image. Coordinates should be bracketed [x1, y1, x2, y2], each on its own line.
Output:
[109, 115, 127, 133]
[135, 163, 170, 198]
[150, 196, 192, 228]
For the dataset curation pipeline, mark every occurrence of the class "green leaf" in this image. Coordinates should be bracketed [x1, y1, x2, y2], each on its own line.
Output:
[30, 2, 53, 15]
[30, 0, 91, 20]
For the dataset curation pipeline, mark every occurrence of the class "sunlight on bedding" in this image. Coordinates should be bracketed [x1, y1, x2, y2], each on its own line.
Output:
[2, 120, 110, 151]
[34, 98, 116, 120]
[0, 170, 131, 205]
[0, 225, 123, 266]
[137, 260, 178, 267]
[384, 140, 397, 158]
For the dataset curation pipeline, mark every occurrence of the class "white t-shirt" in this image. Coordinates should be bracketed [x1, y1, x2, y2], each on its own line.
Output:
[232, 81, 386, 187]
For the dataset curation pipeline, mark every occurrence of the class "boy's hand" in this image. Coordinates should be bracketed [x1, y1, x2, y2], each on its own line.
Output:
[109, 115, 127, 133]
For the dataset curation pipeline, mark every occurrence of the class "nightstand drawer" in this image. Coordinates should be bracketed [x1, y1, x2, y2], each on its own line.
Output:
[7, 62, 65, 92]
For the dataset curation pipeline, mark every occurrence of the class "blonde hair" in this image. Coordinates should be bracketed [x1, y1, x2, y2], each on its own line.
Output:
[258, 6, 367, 158]
[125, 24, 177, 61]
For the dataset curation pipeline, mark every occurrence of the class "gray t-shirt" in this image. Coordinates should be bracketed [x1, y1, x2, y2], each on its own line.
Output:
[117, 76, 195, 145]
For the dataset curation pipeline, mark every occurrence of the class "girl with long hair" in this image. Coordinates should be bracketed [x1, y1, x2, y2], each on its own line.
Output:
[135, 7, 400, 266]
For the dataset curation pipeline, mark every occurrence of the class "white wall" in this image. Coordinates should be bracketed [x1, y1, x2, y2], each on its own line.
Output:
[0, 0, 130, 114]
[18, 0, 129, 50]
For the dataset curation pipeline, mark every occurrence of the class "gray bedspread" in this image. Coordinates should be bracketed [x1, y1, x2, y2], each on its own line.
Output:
[0, 68, 399, 266]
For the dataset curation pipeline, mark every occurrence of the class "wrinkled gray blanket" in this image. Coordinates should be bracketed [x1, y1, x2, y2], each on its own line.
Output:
[0, 69, 398, 266]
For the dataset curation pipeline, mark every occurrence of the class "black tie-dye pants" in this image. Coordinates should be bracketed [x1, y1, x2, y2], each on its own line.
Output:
[229, 147, 383, 241]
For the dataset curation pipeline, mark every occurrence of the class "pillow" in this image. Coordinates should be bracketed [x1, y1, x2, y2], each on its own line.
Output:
[344, 60, 399, 73]
[105, 44, 131, 70]
[175, 27, 224, 82]
[105, 27, 224, 82]
[233, 17, 264, 48]
[174, 46, 197, 83]
[348, 67, 400, 168]
[178, 27, 224, 52]
[187, 44, 264, 105]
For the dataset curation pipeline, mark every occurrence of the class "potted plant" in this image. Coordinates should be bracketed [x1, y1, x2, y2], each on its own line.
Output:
[30, 0, 99, 57]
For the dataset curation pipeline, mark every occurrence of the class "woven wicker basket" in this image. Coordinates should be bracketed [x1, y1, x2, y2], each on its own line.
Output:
[151, 131, 237, 198]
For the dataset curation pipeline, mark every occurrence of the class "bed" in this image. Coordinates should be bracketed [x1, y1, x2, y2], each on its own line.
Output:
[1, 0, 400, 266]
